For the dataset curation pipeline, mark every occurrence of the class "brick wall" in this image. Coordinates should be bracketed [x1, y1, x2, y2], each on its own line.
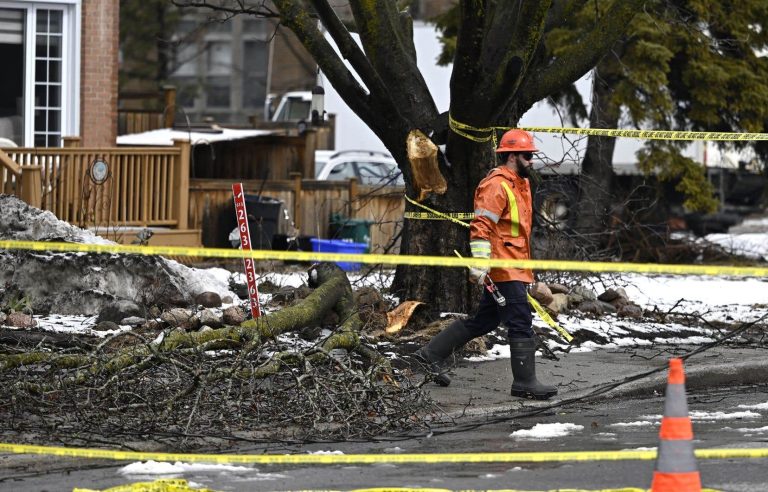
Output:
[80, 0, 119, 147]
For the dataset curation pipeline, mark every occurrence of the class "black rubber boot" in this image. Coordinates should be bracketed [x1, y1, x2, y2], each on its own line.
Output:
[413, 320, 473, 387]
[509, 337, 558, 400]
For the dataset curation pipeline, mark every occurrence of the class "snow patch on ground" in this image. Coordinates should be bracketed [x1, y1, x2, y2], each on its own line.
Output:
[119, 460, 287, 479]
[609, 421, 658, 428]
[621, 274, 768, 309]
[466, 344, 510, 361]
[642, 411, 761, 421]
[33, 314, 131, 338]
[738, 402, 768, 410]
[705, 233, 768, 261]
[729, 426, 768, 434]
[510, 423, 584, 439]
[688, 410, 762, 420]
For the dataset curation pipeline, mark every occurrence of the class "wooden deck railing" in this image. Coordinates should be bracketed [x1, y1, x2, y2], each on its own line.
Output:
[1, 138, 190, 229]
[1, 148, 42, 208]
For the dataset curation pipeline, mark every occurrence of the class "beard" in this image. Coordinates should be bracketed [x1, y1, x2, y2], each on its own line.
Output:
[517, 163, 531, 178]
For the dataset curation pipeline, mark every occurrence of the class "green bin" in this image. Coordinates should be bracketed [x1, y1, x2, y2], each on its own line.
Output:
[329, 213, 373, 253]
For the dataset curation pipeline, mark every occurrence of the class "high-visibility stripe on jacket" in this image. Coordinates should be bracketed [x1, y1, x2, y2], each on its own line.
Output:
[469, 166, 533, 283]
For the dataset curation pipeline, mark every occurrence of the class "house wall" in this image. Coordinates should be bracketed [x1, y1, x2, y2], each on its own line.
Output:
[268, 21, 316, 96]
[80, 0, 119, 146]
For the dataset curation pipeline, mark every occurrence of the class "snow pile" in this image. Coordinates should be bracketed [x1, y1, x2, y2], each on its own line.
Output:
[163, 262, 236, 299]
[510, 423, 584, 439]
[0, 194, 112, 244]
[705, 216, 768, 260]
[706, 233, 768, 260]
[1, 195, 236, 315]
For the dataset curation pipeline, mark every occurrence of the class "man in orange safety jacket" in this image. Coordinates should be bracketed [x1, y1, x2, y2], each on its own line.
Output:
[414, 129, 557, 400]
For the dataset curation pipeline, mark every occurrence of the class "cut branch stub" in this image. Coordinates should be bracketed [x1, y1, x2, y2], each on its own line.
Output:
[406, 129, 446, 201]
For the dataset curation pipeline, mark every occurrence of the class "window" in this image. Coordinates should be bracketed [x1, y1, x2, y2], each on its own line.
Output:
[0, 2, 76, 147]
[33, 9, 63, 147]
[205, 76, 230, 107]
[243, 40, 267, 109]
[168, 14, 272, 123]
[326, 162, 356, 181]
[172, 43, 198, 77]
[206, 41, 231, 75]
[357, 161, 404, 186]
[274, 97, 311, 122]
[0, 8, 24, 145]
[205, 42, 231, 108]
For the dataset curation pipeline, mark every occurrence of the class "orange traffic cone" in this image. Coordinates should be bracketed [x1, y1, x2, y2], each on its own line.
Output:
[651, 358, 702, 491]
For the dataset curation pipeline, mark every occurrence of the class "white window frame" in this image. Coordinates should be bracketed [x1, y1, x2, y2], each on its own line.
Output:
[0, 0, 80, 146]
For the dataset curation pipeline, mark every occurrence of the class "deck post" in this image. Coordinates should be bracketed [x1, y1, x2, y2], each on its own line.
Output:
[290, 172, 302, 231]
[20, 166, 42, 208]
[163, 86, 177, 129]
[172, 139, 190, 229]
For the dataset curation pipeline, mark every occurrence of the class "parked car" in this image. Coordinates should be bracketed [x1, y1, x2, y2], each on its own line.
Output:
[315, 150, 404, 186]
[266, 91, 313, 122]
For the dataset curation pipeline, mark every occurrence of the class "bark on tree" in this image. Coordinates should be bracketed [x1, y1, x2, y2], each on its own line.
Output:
[574, 58, 622, 245]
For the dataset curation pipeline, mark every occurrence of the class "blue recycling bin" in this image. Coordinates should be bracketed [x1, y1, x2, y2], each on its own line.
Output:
[310, 238, 367, 271]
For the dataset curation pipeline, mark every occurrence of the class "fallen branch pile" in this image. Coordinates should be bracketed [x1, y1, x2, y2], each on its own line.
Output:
[0, 263, 441, 448]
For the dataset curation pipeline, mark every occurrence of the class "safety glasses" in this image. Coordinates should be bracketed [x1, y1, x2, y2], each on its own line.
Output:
[520, 152, 534, 161]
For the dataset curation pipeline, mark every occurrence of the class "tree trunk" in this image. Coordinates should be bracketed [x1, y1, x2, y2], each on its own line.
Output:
[391, 131, 497, 314]
[574, 61, 621, 248]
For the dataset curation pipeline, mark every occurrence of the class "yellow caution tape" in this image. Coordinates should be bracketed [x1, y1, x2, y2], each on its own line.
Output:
[527, 294, 573, 343]
[2, 442, 768, 464]
[448, 114, 768, 142]
[349, 489, 723, 492]
[448, 114, 499, 146]
[2, 240, 768, 277]
[522, 126, 768, 141]
[73, 485, 724, 492]
[404, 195, 473, 226]
[404, 211, 475, 221]
[74, 479, 216, 492]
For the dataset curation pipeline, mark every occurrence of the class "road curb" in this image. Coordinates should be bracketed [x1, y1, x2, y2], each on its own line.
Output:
[596, 358, 768, 400]
[439, 349, 768, 420]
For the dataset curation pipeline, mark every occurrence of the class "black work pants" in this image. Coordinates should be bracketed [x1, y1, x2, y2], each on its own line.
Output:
[463, 280, 533, 339]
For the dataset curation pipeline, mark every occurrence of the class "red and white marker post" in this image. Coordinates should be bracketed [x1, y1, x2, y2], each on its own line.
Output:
[232, 183, 261, 318]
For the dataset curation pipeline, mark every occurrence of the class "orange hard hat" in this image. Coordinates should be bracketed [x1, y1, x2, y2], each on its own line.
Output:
[495, 129, 538, 153]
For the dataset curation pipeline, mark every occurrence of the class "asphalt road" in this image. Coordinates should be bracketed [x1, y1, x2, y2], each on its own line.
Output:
[1, 347, 766, 492]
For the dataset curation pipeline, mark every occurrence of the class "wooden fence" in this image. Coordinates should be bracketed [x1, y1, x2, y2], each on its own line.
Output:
[189, 177, 405, 253]
[1, 138, 190, 230]
[118, 86, 177, 136]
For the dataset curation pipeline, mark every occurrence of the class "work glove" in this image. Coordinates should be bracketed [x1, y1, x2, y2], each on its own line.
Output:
[469, 239, 491, 285]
